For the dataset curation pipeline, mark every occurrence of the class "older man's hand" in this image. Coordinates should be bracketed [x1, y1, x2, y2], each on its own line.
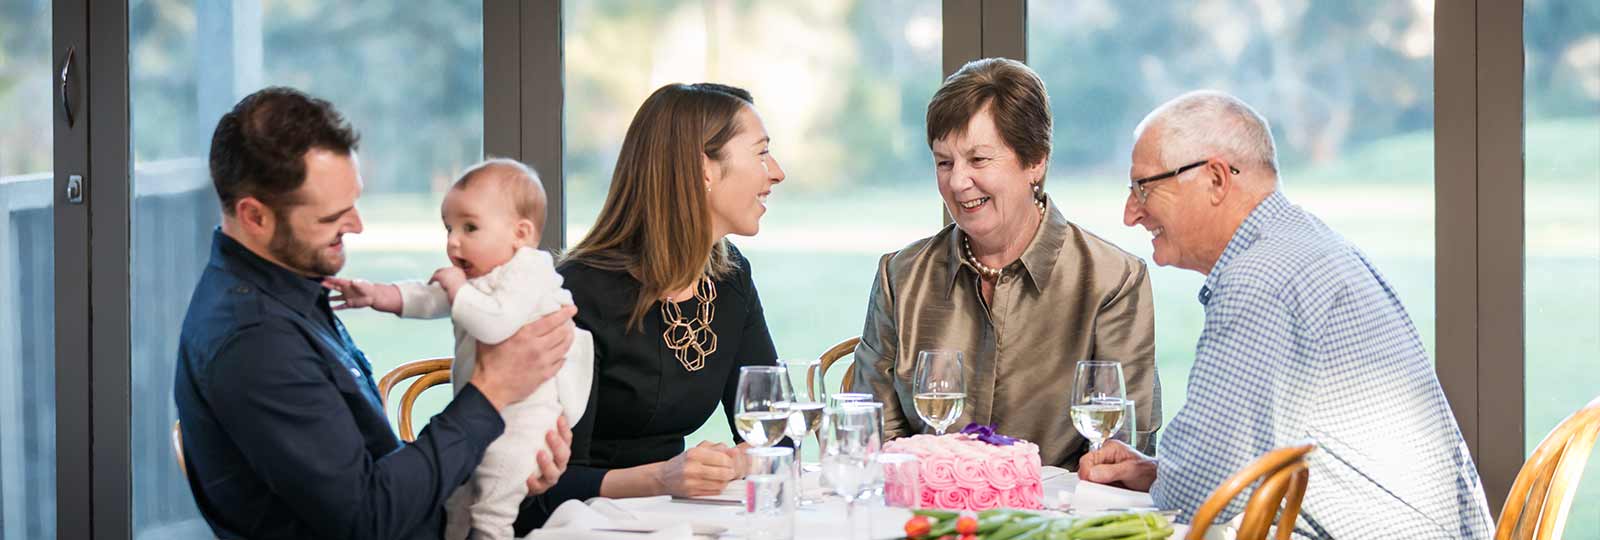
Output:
[470, 305, 577, 410]
[1077, 440, 1159, 492]
[526, 417, 573, 495]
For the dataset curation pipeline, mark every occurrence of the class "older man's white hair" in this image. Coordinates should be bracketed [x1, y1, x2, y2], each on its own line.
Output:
[1134, 91, 1280, 186]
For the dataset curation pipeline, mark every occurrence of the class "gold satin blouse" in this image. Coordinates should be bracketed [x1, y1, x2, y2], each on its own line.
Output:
[850, 199, 1161, 468]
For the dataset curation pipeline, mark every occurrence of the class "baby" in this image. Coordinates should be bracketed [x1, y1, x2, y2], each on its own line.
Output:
[325, 159, 592, 540]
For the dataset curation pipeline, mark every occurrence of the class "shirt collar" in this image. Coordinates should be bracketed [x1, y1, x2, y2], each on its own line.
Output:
[1198, 190, 1293, 305]
[944, 196, 1069, 297]
[210, 228, 329, 312]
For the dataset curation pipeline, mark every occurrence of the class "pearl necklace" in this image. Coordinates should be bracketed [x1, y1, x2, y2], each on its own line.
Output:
[962, 197, 1046, 281]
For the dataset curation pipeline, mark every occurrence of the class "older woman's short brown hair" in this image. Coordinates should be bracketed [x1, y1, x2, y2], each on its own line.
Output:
[926, 58, 1052, 172]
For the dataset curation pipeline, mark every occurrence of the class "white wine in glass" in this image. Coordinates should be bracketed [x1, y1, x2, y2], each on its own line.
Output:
[912, 392, 965, 429]
[736, 366, 793, 448]
[735, 410, 793, 447]
[782, 401, 826, 439]
[1069, 399, 1125, 443]
[1071, 360, 1127, 451]
[913, 350, 965, 435]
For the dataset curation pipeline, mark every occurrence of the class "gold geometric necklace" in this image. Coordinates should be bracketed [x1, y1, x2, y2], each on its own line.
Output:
[660, 275, 718, 372]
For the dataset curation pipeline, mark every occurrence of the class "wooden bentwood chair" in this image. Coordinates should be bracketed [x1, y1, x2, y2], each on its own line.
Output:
[376, 357, 454, 442]
[1186, 443, 1315, 540]
[1496, 395, 1600, 540]
[810, 336, 861, 398]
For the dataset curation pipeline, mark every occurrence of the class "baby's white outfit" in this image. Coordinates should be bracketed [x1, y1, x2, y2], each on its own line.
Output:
[396, 247, 592, 540]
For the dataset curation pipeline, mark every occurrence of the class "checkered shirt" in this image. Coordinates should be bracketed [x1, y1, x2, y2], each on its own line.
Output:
[1150, 191, 1495, 539]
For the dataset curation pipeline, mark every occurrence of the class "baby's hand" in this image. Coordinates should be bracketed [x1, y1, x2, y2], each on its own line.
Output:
[322, 277, 404, 315]
[431, 266, 468, 302]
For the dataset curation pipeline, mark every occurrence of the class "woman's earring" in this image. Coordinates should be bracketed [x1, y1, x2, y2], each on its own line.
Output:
[1031, 182, 1044, 201]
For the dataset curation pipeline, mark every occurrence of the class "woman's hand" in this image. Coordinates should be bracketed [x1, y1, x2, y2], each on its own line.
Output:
[525, 417, 573, 495]
[652, 441, 740, 497]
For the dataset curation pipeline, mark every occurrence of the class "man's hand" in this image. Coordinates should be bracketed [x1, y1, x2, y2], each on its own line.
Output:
[1077, 440, 1159, 492]
[430, 266, 468, 302]
[526, 417, 573, 495]
[322, 278, 404, 314]
[652, 441, 740, 497]
[469, 305, 577, 410]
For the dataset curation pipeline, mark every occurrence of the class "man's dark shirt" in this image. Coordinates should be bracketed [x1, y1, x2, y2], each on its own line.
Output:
[174, 229, 505, 539]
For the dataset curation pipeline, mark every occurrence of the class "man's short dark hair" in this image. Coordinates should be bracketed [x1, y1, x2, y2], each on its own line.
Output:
[209, 87, 360, 215]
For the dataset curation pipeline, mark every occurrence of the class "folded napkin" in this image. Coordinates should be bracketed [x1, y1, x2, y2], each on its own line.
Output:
[524, 498, 694, 540]
[1069, 480, 1157, 513]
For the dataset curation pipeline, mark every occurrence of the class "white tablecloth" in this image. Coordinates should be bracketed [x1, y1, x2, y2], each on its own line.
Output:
[526, 466, 1213, 539]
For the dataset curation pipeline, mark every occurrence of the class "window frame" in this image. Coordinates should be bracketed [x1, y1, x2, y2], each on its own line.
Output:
[49, 0, 1535, 534]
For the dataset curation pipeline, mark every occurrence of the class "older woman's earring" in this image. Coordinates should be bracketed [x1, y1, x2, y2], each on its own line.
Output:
[1031, 182, 1047, 213]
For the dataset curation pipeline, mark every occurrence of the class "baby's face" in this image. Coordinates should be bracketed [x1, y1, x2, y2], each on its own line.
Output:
[440, 182, 537, 278]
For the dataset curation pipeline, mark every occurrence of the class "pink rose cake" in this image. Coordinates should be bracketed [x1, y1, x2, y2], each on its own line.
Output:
[882, 433, 1043, 511]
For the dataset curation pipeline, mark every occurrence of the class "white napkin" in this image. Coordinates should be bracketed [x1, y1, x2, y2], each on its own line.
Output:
[1069, 480, 1157, 513]
[523, 498, 694, 540]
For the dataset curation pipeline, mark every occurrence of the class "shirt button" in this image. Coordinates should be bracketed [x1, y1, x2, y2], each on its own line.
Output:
[349, 367, 363, 379]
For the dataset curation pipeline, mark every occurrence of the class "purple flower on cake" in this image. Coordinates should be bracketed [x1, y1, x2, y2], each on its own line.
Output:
[959, 422, 1019, 446]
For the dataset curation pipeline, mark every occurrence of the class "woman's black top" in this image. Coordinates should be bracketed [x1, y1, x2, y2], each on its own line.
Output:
[515, 244, 778, 531]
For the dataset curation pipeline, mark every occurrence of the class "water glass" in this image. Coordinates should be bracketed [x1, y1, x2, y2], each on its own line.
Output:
[1109, 398, 1138, 450]
[745, 446, 796, 540]
[827, 392, 874, 408]
[877, 453, 920, 509]
[822, 404, 881, 540]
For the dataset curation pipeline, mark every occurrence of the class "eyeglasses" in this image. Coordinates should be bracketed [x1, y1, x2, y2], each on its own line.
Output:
[1128, 159, 1241, 205]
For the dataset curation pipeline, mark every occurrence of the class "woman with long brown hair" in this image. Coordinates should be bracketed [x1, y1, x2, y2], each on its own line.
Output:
[518, 82, 786, 529]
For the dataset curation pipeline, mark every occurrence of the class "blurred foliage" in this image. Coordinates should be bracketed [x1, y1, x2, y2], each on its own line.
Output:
[4, 0, 1596, 190]
[122, 0, 485, 195]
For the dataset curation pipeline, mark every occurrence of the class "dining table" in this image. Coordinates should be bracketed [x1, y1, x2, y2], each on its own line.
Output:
[521, 466, 1219, 539]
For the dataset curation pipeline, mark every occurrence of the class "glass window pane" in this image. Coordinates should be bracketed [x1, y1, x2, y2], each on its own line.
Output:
[0, 0, 56, 536]
[564, 0, 944, 446]
[129, 2, 480, 536]
[1524, 0, 1600, 535]
[1028, 1, 1436, 424]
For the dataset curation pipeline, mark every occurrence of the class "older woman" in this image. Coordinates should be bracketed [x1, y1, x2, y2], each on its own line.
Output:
[850, 58, 1160, 468]
[517, 82, 786, 531]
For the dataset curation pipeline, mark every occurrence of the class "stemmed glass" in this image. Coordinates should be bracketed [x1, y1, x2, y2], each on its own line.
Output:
[1070, 360, 1127, 451]
[778, 359, 826, 466]
[821, 404, 881, 540]
[779, 358, 827, 503]
[912, 350, 966, 435]
[736, 366, 793, 448]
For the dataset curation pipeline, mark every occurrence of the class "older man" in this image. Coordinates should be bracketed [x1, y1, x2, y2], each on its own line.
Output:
[1077, 91, 1493, 539]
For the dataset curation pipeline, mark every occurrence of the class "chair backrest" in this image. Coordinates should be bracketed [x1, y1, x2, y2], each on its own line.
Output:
[1186, 443, 1315, 540]
[1497, 395, 1600, 540]
[809, 337, 861, 398]
[376, 357, 454, 442]
[172, 420, 186, 479]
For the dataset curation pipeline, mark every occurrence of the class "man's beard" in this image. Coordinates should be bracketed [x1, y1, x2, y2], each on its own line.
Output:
[267, 218, 344, 277]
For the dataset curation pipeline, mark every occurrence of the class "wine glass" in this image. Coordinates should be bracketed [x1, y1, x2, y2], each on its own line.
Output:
[779, 358, 826, 502]
[736, 366, 793, 448]
[912, 350, 966, 435]
[778, 359, 826, 462]
[821, 404, 880, 540]
[1070, 360, 1127, 451]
